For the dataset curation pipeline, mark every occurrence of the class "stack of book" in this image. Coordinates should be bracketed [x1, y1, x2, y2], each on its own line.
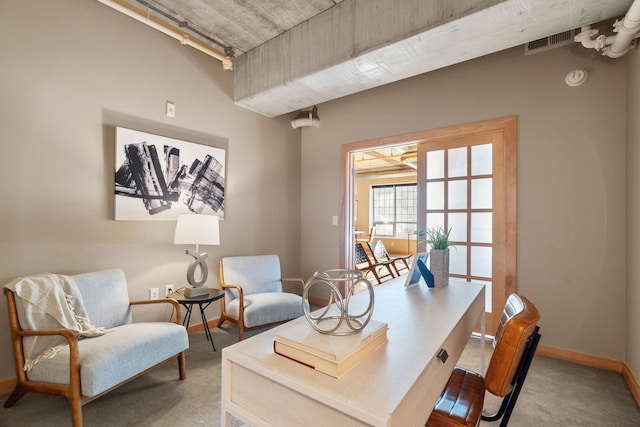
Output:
[273, 319, 388, 378]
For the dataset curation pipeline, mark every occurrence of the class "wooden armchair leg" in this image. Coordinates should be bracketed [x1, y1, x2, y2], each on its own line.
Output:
[178, 352, 187, 380]
[216, 317, 226, 328]
[67, 395, 83, 427]
[3, 384, 27, 408]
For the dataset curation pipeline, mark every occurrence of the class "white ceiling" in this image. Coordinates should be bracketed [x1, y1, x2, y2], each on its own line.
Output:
[119, 0, 634, 117]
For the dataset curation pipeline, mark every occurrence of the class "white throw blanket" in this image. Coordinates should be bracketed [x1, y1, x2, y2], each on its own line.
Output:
[4, 273, 108, 371]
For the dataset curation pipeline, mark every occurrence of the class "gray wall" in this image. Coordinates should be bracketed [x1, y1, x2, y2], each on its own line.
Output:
[0, 0, 301, 380]
[301, 45, 629, 363]
[627, 48, 640, 381]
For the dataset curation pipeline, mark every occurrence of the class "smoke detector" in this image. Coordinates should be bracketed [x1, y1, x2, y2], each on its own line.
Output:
[565, 69, 588, 87]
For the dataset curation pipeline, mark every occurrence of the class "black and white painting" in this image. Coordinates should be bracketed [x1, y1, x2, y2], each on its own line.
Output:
[114, 127, 225, 220]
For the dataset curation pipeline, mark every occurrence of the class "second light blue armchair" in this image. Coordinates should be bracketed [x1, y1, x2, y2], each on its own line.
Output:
[217, 255, 308, 340]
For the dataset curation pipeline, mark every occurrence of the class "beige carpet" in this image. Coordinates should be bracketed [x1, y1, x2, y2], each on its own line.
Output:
[1, 327, 639, 426]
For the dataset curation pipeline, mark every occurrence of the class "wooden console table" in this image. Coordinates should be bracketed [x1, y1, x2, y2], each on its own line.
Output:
[221, 277, 485, 427]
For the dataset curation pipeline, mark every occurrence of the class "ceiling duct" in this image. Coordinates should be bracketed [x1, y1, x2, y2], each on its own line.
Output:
[524, 29, 576, 55]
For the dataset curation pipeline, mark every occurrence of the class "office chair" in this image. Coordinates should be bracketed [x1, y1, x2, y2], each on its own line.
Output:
[426, 293, 541, 427]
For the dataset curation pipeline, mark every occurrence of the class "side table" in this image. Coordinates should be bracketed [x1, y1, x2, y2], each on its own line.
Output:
[169, 288, 224, 351]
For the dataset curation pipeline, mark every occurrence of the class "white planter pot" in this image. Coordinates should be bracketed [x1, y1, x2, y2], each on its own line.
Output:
[429, 248, 449, 288]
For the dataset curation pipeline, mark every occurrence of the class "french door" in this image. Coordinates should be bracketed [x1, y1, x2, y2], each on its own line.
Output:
[416, 118, 516, 334]
[340, 117, 516, 334]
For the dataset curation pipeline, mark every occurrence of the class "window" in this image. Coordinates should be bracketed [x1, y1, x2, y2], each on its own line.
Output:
[372, 184, 417, 238]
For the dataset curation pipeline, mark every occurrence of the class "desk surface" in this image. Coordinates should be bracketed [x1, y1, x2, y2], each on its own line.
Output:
[221, 278, 484, 427]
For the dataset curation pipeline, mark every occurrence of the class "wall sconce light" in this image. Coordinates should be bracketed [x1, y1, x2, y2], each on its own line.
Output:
[173, 214, 220, 297]
[291, 106, 320, 128]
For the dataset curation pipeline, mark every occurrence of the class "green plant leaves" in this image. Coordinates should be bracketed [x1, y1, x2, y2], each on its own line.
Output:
[423, 226, 455, 250]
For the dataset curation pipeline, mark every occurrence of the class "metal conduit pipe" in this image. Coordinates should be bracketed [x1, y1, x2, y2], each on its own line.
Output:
[575, 0, 640, 58]
[96, 0, 234, 70]
[605, 0, 640, 58]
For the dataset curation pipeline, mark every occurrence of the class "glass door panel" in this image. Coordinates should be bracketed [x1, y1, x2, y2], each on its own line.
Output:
[426, 150, 445, 179]
[448, 180, 467, 209]
[450, 245, 468, 275]
[471, 178, 492, 209]
[471, 144, 492, 175]
[448, 147, 467, 177]
[471, 212, 492, 243]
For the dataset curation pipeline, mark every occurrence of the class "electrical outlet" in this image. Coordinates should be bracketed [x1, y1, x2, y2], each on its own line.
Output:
[149, 287, 159, 300]
[165, 284, 175, 297]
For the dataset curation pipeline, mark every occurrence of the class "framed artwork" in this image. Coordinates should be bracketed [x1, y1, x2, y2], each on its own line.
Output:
[114, 127, 225, 220]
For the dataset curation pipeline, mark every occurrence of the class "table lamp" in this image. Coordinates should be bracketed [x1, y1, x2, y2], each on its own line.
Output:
[173, 214, 220, 297]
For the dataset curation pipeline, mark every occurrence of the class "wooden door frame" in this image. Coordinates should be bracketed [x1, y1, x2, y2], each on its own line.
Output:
[340, 116, 517, 331]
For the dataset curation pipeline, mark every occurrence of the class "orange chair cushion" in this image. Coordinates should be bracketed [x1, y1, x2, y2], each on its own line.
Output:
[426, 367, 485, 427]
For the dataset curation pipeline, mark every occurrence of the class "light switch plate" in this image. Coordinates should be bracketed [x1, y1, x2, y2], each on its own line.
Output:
[166, 101, 175, 117]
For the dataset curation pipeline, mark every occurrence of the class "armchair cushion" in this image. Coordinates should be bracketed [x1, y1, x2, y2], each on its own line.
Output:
[27, 322, 188, 397]
[225, 292, 306, 328]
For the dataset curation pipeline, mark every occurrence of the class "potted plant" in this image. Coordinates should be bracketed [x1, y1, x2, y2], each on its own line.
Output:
[423, 226, 455, 288]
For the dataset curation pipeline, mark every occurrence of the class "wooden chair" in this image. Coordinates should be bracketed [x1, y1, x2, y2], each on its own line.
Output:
[367, 240, 412, 275]
[354, 242, 395, 284]
[356, 226, 377, 243]
[426, 294, 541, 427]
[217, 255, 308, 340]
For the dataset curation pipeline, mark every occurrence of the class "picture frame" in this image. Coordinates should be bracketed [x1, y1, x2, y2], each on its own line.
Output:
[404, 252, 432, 288]
[114, 127, 225, 220]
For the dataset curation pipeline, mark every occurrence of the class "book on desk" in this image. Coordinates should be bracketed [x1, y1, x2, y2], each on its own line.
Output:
[273, 319, 388, 378]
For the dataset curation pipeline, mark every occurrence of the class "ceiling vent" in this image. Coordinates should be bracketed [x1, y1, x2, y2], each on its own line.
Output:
[524, 29, 576, 55]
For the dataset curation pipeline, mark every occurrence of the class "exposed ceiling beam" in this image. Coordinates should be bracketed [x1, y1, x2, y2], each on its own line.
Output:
[234, 0, 630, 117]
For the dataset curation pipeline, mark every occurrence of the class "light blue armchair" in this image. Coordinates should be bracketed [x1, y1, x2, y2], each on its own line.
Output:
[3, 268, 189, 427]
[217, 255, 308, 340]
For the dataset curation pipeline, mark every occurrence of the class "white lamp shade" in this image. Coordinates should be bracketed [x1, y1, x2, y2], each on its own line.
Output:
[173, 214, 220, 246]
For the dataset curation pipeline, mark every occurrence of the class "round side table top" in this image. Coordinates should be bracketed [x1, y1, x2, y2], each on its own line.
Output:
[168, 288, 224, 303]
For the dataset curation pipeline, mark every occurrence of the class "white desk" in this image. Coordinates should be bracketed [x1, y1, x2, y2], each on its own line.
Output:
[221, 278, 485, 427]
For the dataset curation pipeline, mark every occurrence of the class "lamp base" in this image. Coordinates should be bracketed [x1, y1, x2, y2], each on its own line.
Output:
[184, 286, 210, 298]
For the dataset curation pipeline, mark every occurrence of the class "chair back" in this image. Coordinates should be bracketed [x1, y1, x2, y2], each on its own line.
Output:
[8, 269, 132, 331]
[484, 294, 540, 397]
[72, 269, 132, 328]
[354, 243, 371, 265]
[367, 226, 376, 242]
[220, 255, 283, 302]
[368, 240, 390, 262]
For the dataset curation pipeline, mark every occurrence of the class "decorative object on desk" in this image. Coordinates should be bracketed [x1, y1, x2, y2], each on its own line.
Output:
[429, 249, 450, 288]
[173, 214, 220, 297]
[422, 226, 455, 288]
[114, 127, 226, 220]
[302, 269, 374, 335]
[417, 258, 435, 288]
[274, 318, 388, 378]
[404, 252, 434, 288]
